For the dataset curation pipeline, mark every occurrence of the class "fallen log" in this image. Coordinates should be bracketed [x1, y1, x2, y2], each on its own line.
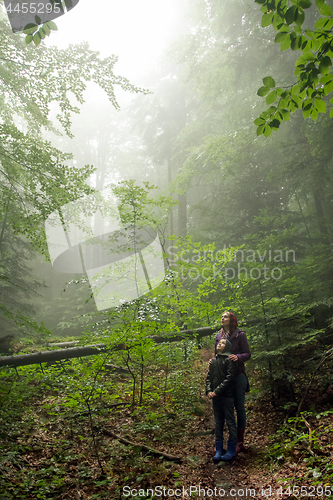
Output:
[101, 428, 182, 462]
[0, 344, 108, 368]
[0, 325, 219, 368]
[46, 341, 79, 348]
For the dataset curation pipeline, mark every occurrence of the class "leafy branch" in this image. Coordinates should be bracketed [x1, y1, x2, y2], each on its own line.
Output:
[23, 17, 58, 46]
[254, 0, 333, 136]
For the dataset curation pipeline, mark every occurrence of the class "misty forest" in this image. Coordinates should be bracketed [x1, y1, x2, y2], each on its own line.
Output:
[1, 0, 333, 498]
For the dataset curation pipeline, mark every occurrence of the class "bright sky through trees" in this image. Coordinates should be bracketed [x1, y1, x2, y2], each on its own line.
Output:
[46, 0, 183, 81]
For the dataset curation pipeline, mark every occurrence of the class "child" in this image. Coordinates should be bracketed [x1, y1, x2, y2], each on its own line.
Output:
[206, 338, 237, 462]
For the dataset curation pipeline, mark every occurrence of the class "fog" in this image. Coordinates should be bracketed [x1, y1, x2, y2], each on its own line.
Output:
[2, 0, 333, 340]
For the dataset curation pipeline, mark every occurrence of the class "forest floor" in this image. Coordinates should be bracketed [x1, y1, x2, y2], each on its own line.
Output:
[0, 346, 333, 499]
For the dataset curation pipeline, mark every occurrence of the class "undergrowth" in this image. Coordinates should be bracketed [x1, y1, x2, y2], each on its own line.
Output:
[0, 338, 332, 499]
[267, 409, 333, 490]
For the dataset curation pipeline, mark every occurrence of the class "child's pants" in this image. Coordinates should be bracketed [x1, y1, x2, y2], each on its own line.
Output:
[212, 396, 237, 442]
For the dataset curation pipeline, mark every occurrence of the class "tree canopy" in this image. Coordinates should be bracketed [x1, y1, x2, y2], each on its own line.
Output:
[0, 13, 145, 338]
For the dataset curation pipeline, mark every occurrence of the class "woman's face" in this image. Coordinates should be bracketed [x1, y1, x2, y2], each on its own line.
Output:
[221, 312, 230, 328]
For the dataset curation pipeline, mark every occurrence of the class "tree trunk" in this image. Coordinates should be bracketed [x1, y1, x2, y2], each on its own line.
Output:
[0, 325, 220, 367]
[177, 193, 187, 238]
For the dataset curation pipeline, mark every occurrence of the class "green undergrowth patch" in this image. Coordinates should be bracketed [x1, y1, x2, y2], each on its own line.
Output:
[0, 341, 207, 499]
[265, 408, 333, 493]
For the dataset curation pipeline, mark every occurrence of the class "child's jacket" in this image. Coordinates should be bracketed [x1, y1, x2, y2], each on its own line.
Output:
[206, 339, 237, 398]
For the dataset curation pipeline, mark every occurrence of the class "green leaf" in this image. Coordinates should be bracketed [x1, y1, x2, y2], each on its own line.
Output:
[330, 109, 333, 118]
[257, 86, 271, 97]
[272, 13, 285, 30]
[324, 79, 333, 94]
[42, 23, 51, 36]
[285, 6, 297, 24]
[295, 8, 305, 26]
[261, 110, 270, 119]
[275, 31, 289, 43]
[276, 110, 284, 121]
[292, 95, 302, 107]
[315, 0, 325, 8]
[33, 32, 41, 46]
[281, 109, 291, 121]
[291, 35, 302, 50]
[320, 74, 333, 84]
[263, 125, 273, 137]
[35, 15, 41, 25]
[288, 99, 298, 112]
[310, 108, 319, 120]
[279, 95, 290, 109]
[261, 11, 274, 27]
[23, 23, 38, 35]
[302, 107, 312, 118]
[266, 90, 278, 104]
[301, 39, 312, 52]
[300, 52, 315, 62]
[280, 35, 292, 51]
[270, 118, 281, 129]
[45, 21, 58, 31]
[319, 63, 330, 75]
[263, 76, 276, 88]
[319, 55, 331, 66]
[314, 98, 326, 112]
[256, 124, 266, 136]
[25, 34, 33, 45]
[291, 83, 301, 95]
[302, 98, 313, 110]
[299, 0, 312, 7]
[319, 3, 333, 16]
[254, 117, 266, 126]
[314, 17, 332, 29]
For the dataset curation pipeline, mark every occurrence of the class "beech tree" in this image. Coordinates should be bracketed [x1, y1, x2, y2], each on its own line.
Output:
[0, 14, 145, 338]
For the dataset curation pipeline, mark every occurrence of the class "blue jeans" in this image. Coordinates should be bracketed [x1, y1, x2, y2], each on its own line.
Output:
[235, 373, 248, 429]
[212, 396, 237, 443]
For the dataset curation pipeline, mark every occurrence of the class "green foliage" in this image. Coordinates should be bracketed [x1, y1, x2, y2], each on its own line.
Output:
[0, 16, 147, 338]
[24, 19, 57, 46]
[267, 410, 333, 485]
[0, 338, 204, 498]
[255, 0, 333, 135]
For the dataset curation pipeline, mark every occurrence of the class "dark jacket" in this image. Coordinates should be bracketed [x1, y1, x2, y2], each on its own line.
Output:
[214, 328, 251, 375]
[206, 339, 237, 398]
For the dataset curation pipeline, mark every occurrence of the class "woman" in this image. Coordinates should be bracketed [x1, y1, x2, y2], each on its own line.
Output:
[214, 311, 251, 453]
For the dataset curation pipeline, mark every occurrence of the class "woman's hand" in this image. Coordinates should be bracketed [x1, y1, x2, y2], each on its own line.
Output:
[208, 392, 216, 399]
[229, 354, 238, 362]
